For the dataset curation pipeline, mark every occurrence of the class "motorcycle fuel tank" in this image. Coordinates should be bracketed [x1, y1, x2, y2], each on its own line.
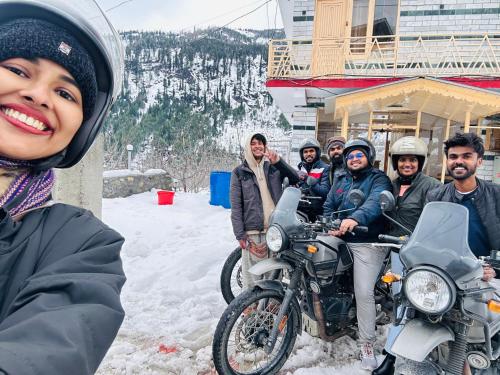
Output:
[305, 235, 353, 279]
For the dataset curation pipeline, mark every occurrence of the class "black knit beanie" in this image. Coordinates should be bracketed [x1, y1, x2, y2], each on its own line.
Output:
[0, 18, 97, 120]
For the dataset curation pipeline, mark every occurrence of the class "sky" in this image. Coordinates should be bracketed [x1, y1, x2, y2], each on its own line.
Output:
[95, 0, 283, 32]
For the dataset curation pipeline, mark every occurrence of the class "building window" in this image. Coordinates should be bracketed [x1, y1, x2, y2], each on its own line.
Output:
[351, 0, 370, 53]
[373, 0, 398, 37]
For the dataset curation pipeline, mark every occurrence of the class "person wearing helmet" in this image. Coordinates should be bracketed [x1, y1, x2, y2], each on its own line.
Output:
[325, 136, 346, 185]
[372, 136, 441, 375]
[323, 138, 392, 371]
[0, 1, 125, 374]
[297, 138, 331, 220]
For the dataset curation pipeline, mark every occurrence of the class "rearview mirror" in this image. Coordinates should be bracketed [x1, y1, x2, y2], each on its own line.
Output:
[348, 189, 365, 207]
[379, 191, 395, 211]
[283, 177, 290, 188]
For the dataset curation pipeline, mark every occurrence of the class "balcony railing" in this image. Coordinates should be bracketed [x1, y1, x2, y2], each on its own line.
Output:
[267, 34, 500, 79]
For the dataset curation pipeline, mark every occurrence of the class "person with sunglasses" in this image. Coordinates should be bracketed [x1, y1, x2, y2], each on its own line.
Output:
[323, 138, 392, 371]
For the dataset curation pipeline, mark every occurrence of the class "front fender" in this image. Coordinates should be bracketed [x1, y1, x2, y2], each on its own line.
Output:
[251, 280, 303, 335]
[249, 258, 292, 276]
[391, 319, 454, 362]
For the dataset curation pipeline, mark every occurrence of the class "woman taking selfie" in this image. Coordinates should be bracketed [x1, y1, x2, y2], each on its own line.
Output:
[0, 0, 125, 373]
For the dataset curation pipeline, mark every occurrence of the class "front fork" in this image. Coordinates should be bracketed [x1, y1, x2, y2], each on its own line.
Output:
[264, 264, 304, 354]
[445, 322, 470, 375]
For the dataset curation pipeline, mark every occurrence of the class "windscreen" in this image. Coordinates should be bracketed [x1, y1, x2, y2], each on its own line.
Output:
[269, 187, 306, 236]
[400, 202, 482, 288]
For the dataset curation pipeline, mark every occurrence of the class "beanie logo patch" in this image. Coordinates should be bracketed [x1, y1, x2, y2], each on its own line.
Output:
[58, 42, 72, 56]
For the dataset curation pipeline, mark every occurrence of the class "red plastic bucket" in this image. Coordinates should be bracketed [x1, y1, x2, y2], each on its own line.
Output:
[157, 190, 174, 205]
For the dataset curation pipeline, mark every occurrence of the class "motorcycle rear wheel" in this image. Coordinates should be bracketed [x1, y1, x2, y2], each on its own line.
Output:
[220, 247, 243, 304]
[212, 288, 300, 375]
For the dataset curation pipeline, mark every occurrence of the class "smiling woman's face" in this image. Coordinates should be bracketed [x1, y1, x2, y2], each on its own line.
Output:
[0, 57, 83, 161]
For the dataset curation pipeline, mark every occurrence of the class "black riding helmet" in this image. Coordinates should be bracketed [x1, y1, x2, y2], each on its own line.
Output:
[0, 0, 124, 171]
[343, 138, 376, 166]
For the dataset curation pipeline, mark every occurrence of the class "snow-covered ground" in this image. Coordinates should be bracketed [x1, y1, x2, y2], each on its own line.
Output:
[97, 191, 387, 375]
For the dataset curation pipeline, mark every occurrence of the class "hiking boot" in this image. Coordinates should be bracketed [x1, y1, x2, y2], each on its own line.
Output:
[372, 353, 395, 375]
[360, 342, 378, 371]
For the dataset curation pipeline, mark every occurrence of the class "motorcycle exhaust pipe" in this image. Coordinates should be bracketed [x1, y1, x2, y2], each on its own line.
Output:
[312, 292, 339, 342]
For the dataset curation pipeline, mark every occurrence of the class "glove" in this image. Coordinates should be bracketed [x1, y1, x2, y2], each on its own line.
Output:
[306, 176, 318, 186]
[298, 171, 308, 181]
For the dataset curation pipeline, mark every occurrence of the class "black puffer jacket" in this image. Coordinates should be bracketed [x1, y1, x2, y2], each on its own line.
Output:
[0, 204, 125, 375]
[230, 159, 299, 240]
[388, 172, 441, 236]
[426, 178, 500, 251]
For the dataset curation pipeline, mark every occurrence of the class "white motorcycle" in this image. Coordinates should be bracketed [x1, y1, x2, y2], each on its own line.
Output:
[378, 191, 500, 375]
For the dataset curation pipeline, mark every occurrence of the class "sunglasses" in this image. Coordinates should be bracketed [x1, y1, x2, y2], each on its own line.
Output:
[346, 152, 365, 160]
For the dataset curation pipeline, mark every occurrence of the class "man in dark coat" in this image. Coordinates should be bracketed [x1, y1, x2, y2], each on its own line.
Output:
[297, 138, 331, 220]
[325, 136, 346, 186]
[230, 132, 299, 289]
[427, 132, 499, 270]
[323, 138, 392, 371]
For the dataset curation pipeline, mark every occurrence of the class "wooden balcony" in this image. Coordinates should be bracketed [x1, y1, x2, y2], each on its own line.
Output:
[267, 34, 500, 79]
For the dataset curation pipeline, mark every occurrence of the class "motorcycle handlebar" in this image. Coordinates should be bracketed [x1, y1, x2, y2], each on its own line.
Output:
[354, 226, 368, 234]
[378, 234, 406, 244]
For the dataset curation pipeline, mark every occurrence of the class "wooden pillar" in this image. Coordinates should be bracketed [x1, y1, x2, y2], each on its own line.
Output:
[415, 111, 422, 138]
[464, 111, 471, 133]
[368, 111, 374, 140]
[485, 128, 492, 151]
[441, 119, 451, 183]
[425, 129, 434, 175]
[341, 111, 349, 139]
[476, 117, 483, 135]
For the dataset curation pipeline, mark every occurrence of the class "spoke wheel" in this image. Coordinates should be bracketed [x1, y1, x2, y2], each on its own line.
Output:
[221, 247, 243, 304]
[213, 289, 299, 375]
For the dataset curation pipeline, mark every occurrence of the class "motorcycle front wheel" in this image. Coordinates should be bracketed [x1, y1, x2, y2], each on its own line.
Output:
[220, 247, 243, 304]
[212, 288, 300, 375]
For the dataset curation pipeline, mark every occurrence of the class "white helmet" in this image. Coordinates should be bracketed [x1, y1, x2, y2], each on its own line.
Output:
[0, 0, 124, 169]
[389, 136, 428, 172]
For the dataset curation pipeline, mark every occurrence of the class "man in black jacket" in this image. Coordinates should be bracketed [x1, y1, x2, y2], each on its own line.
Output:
[427, 132, 499, 375]
[325, 136, 346, 186]
[427, 132, 499, 263]
[230, 133, 299, 289]
[297, 138, 331, 221]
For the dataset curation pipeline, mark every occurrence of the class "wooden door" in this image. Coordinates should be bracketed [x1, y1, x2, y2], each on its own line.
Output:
[312, 0, 350, 77]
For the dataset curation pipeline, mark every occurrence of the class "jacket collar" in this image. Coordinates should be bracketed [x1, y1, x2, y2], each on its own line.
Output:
[242, 160, 269, 175]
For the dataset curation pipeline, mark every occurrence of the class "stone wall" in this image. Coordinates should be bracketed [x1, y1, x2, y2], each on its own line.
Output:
[477, 151, 499, 182]
[292, 0, 315, 38]
[399, 0, 499, 34]
[103, 169, 172, 199]
[290, 107, 318, 166]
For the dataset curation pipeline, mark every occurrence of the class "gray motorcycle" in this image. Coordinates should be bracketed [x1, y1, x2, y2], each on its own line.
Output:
[378, 191, 500, 375]
[212, 187, 392, 374]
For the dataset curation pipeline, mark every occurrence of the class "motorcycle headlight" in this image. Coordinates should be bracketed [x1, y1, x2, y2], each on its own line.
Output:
[266, 225, 286, 252]
[404, 269, 455, 314]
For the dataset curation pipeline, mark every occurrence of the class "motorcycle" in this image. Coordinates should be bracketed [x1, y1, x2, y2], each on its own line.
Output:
[378, 191, 500, 375]
[212, 187, 392, 374]
[219, 178, 319, 305]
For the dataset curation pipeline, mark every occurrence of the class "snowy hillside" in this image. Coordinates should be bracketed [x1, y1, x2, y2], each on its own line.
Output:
[96, 191, 388, 374]
[103, 28, 290, 172]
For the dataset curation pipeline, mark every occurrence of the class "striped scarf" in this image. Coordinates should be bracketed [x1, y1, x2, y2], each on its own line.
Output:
[0, 157, 55, 217]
